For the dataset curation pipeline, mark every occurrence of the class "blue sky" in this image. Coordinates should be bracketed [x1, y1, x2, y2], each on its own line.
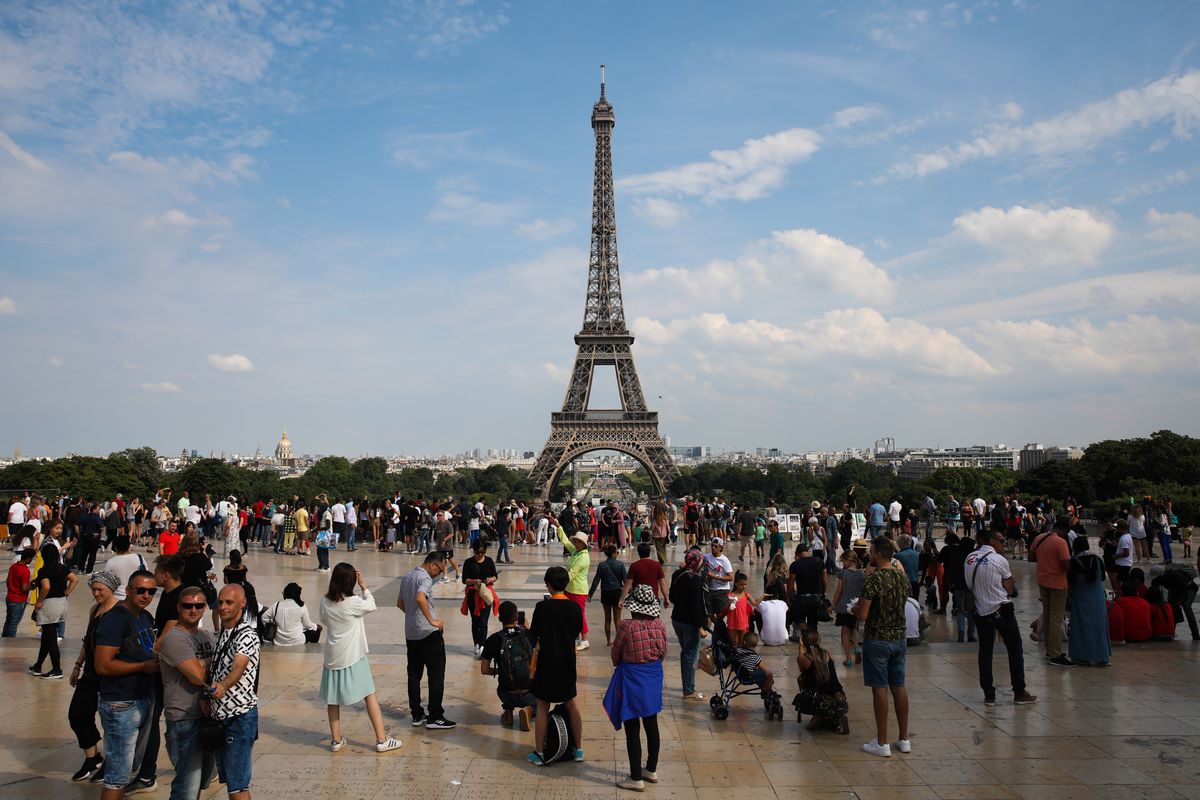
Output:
[2, 0, 1198, 458]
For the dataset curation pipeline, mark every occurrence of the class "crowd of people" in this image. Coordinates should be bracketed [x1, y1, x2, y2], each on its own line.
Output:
[3, 488, 1199, 795]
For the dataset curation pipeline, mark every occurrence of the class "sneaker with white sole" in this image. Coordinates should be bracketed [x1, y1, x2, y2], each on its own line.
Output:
[862, 738, 892, 757]
[124, 777, 157, 796]
[895, 739, 912, 753]
[425, 717, 457, 730]
[331, 738, 347, 752]
[375, 736, 402, 753]
[575, 640, 590, 651]
[411, 712, 426, 727]
[642, 770, 658, 783]
[617, 779, 645, 792]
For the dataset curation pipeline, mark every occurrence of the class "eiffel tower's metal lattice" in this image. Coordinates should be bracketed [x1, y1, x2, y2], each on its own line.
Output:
[529, 68, 680, 500]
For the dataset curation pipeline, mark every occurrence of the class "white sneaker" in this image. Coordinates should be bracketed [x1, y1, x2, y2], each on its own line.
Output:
[331, 737, 346, 752]
[575, 640, 590, 651]
[862, 738, 891, 757]
[375, 736, 402, 753]
[895, 739, 912, 753]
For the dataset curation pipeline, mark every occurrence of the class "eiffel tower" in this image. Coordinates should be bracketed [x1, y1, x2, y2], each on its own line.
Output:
[529, 67, 680, 501]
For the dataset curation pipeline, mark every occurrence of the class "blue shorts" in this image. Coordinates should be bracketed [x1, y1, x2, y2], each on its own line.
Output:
[862, 639, 906, 688]
[216, 706, 258, 795]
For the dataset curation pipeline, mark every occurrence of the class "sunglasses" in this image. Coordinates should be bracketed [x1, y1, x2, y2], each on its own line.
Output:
[180, 602, 207, 610]
[132, 587, 158, 597]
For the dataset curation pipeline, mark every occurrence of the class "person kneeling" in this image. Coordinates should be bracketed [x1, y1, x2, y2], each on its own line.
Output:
[794, 629, 850, 734]
[481, 601, 536, 731]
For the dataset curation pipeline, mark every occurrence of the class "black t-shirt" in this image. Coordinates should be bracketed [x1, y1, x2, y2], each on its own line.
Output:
[36, 565, 68, 598]
[789, 557, 824, 594]
[738, 510, 757, 537]
[800, 655, 844, 695]
[155, 585, 182, 632]
[481, 626, 532, 692]
[181, 553, 212, 588]
[528, 597, 583, 703]
[462, 556, 498, 588]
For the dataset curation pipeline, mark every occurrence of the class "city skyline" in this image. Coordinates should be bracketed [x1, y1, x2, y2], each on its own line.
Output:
[2, 2, 1198, 457]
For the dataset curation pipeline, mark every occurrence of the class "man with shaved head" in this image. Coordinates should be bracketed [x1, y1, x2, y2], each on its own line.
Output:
[210, 584, 260, 799]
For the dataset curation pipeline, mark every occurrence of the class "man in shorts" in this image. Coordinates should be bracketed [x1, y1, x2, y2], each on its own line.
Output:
[854, 537, 911, 758]
[433, 511, 460, 582]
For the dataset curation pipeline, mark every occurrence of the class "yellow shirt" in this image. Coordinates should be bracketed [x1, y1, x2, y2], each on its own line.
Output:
[294, 507, 310, 532]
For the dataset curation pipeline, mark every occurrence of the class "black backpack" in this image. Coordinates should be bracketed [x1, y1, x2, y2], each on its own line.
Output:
[497, 630, 533, 690]
[541, 704, 575, 764]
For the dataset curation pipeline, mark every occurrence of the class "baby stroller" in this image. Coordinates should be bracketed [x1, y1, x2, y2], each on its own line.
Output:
[702, 621, 784, 721]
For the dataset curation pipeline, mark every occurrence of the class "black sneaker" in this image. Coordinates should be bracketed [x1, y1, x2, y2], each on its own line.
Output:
[983, 695, 996, 706]
[72, 756, 104, 782]
[425, 717, 457, 730]
[125, 777, 157, 795]
[1048, 655, 1074, 667]
[26, 665, 43, 676]
[89, 759, 107, 782]
[40, 670, 64, 680]
[411, 712, 426, 727]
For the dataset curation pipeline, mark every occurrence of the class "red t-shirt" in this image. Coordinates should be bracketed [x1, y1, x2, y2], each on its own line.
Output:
[6, 562, 31, 602]
[1115, 596, 1151, 642]
[159, 531, 182, 555]
[627, 558, 665, 596]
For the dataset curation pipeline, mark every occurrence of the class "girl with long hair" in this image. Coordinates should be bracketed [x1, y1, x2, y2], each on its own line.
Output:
[795, 628, 850, 734]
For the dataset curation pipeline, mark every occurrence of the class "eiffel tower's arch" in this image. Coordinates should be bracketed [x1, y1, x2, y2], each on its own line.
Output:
[545, 444, 667, 502]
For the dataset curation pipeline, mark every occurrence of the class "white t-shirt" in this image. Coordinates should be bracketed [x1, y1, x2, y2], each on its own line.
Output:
[7, 501, 27, 525]
[105, 552, 148, 600]
[704, 553, 733, 591]
[1127, 514, 1146, 540]
[1115, 533, 1134, 567]
[216, 500, 233, 518]
[26, 518, 42, 534]
[758, 599, 789, 646]
[888, 501, 902, 522]
[905, 597, 922, 640]
[185, 504, 201, 525]
[973, 498, 987, 517]
[331, 503, 346, 524]
[963, 545, 1012, 616]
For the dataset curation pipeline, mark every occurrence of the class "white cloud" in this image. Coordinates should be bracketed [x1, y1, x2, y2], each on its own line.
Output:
[953, 205, 1114, 266]
[632, 307, 993, 376]
[765, 229, 894, 303]
[0, 130, 50, 173]
[632, 198, 687, 228]
[1146, 209, 1200, 242]
[832, 105, 885, 129]
[515, 218, 573, 241]
[108, 151, 256, 184]
[207, 353, 254, 372]
[617, 128, 821, 203]
[430, 181, 526, 226]
[978, 315, 1200, 376]
[142, 208, 232, 230]
[386, 1, 509, 57]
[391, 130, 524, 170]
[0, 296, 15, 314]
[542, 362, 569, 383]
[888, 70, 1200, 179]
[47, 355, 63, 367]
[141, 381, 181, 393]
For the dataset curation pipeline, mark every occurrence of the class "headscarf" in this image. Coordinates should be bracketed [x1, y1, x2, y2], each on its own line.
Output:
[684, 549, 703, 573]
[89, 570, 120, 592]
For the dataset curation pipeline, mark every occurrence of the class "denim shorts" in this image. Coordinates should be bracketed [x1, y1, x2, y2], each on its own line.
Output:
[99, 695, 153, 790]
[862, 639, 907, 688]
[216, 706, 258, 795]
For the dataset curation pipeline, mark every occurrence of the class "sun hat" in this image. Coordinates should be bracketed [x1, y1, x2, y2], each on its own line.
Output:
[623, 584, 660, 617]
[571, 531, 589, 546]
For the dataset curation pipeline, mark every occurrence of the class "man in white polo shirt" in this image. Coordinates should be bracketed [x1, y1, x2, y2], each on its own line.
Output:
[964, 526, 1037, 708]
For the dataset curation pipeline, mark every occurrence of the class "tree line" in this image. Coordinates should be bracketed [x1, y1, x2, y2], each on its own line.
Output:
[1, 430, 1196, 522]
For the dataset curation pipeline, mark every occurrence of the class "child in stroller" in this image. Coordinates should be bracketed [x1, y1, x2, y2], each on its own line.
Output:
[704, 618, 784, 720]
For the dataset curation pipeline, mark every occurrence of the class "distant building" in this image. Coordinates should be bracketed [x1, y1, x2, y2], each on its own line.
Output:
[1020, 443, 1046, 471]
[874, 436, 895, 455]
[668, 446, 710, 460]
[275, 430, 297, 468]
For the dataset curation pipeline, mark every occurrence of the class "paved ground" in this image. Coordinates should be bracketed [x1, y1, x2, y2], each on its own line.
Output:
[3, 538, 1200, 800]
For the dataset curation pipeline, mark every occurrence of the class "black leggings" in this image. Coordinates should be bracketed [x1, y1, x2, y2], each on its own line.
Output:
[623, 714, 660, 781]
[69, 675, 102, 749]
[35, 623, 61, 672]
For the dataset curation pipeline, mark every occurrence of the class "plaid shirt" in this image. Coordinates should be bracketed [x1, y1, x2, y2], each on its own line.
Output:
[611, 617, 667, 664]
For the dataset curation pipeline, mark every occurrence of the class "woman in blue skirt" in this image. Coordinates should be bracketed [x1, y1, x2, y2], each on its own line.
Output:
[603, 584, 667, 792]
[319, 563, 401, 752]
[1067, 538, 1112, 666]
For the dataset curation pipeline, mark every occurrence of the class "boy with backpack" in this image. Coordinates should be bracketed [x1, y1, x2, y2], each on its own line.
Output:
[480, 601, 537, 730]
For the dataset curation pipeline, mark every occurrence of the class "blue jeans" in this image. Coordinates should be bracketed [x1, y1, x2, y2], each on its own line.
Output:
[417, 528, 430, 553]
[925, 516, 935, 538]
[672, 620, 701, 696]
[3, 599, 26, 637]
[346, 524, 357, 550]
[952, 589, 976, 639]
[497, 536, 510, 562]
[868, 524, 884, 540]
[862, 639, 907, 689]
[165, 718, 217, 800]
[1158, 530, 1173, 563]
[216, 706, 257, 795]
[99, 695, 154, 790]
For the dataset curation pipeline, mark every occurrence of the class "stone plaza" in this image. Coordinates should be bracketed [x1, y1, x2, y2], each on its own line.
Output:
[3, 539, 1200, 800]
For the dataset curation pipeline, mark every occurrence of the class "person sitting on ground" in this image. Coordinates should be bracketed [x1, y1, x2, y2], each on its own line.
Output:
[263, 582, 320, 646]
[481, 601, 536, 731]
[904, 596, 927, 646]
[728, 630, 774, 696]
[1114, 579, 1153, 643]
[795, 628, 850, 735]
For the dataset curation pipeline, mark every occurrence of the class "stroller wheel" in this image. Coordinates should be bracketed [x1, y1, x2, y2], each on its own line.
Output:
[709, 695, 723, 710]
[712, 704, 729, 721]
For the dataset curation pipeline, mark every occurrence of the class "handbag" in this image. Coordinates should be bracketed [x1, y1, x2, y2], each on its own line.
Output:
[262, 602, 280, 644]
[792, 689, 819, 715]
[304, 625, 322, 644]
[697, 646, 717, 676]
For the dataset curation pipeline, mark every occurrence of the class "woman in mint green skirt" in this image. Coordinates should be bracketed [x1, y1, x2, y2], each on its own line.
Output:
[319, 563, 402, 753]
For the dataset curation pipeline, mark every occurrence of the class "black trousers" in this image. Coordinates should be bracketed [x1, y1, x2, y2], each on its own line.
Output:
[470, 605, 491, 648]
[974, 603, 1026, 696]
[76, 536, 100, 572]
[406, 631, 446, 720]
[623, 715, 660, 781]
[69, 674, 102, 749]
